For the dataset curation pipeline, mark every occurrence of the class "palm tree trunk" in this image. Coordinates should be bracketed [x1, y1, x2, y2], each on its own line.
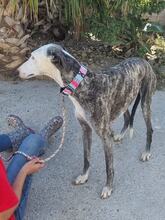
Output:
[0, 2, 30, 79]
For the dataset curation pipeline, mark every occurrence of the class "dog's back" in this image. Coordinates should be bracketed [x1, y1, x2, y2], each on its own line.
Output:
[104, 57, 156, 121]
[109, 57, 156, 89]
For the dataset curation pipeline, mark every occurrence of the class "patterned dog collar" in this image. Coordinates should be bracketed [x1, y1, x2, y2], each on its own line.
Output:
[60, 65, 88, 95]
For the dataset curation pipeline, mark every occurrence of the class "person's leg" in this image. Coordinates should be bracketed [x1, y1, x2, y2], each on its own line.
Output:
[14, 176, 32, 220]
[7, 133, 45, 184]
[7, 133, 45, 220]
[7, 116, 63, 220]
[0, 134, 13, 152]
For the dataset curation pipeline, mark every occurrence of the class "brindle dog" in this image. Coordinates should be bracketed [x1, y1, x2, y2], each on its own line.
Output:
[17, 44, 157, 199]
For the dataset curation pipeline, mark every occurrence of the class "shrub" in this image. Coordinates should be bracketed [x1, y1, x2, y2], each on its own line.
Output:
[64, 0, 165, 56]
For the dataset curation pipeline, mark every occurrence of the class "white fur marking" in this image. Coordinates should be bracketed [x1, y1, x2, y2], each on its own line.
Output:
[140, 152, 151, 161]
[62, 50, 76, 60]
[69, 96, 87, 121]
[18, 45, 64, 87]
[74, 169, 89, 185]
[129, 127, 134, 139]
[101, 186, 112, 199]
[119, 111, 124, 118]
[113, 134, 124, 142]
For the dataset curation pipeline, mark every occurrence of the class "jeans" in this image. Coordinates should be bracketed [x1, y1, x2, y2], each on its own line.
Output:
[0, 133, 46, 220]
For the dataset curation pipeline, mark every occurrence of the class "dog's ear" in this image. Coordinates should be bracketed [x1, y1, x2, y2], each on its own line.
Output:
[47, 45, 79, 73]
[60, 50, 80, 73]
[47, 47, 63, 70]
[51, 50, 74, 72]
[52, 53, 63, 67]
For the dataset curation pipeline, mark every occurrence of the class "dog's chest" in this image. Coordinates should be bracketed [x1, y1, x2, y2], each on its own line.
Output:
[69, 96, 87, 121]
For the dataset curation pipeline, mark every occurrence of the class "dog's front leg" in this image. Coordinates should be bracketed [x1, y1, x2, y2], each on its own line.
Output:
[94, 122, 114, 199]
[74, 116, 92, 185]
[101, 135, 114, 199]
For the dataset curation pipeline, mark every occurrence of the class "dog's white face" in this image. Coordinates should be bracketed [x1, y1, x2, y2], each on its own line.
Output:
[18, 44, 76, 87]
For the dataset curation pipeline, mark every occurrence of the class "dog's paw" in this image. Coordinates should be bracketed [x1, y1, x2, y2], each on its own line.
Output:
[113, 134, 123, 143]
[140, 152, 151, 162]
[73, 173, 89, 185]
[101, 186, 112, 199]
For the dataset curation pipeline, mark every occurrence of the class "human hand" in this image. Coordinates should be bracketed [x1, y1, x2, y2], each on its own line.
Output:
[22, 158, 45, 175]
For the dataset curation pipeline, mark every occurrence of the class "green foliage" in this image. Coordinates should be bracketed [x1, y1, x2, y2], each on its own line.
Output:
[64, 0, 165, 57]
[2, 0, 165, 57]
[86, 0, 165, 42]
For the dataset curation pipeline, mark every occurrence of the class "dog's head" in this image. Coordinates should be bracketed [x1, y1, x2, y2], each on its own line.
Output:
[18, 44, 80, 86]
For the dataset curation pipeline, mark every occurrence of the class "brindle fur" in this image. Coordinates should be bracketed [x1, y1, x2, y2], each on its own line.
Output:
[18, 44, 157, 199]
[47, 46, 157, 198]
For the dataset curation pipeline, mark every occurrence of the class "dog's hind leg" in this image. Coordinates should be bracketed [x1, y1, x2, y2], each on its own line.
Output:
[74, 117, 92, 185]
[114, 92, 141, 142]
[129, 92, 141, 138]
[113, 110, 130, 142]
[140, 86, 153, 162]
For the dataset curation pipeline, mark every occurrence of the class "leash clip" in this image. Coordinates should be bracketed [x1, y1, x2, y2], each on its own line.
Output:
[60, 87, 66, 94]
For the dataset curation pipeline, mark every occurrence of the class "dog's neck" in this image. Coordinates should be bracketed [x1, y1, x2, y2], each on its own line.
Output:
[60, 65, 95, 95]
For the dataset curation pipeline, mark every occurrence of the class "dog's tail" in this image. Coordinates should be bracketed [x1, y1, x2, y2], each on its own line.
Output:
[129, 92, 141, 138]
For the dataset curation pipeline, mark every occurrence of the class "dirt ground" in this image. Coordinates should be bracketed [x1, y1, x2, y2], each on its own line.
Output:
[0, 79, 165, 220]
